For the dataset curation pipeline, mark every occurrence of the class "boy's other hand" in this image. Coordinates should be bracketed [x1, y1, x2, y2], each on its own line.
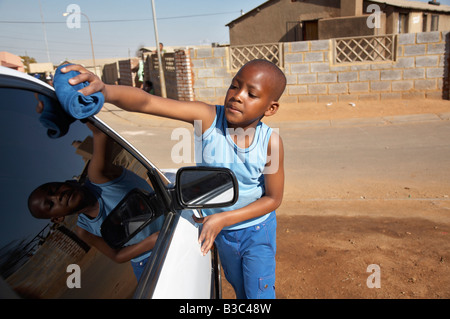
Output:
[193, 214, 225, 256]
[61, 64, 106, 98]
[34, 93, 44, 114]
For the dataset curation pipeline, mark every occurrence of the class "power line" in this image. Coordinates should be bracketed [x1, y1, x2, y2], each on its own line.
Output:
[0, 34, 131, 48]
[3, 46, 127, 57]
[0, 10, 241, 24]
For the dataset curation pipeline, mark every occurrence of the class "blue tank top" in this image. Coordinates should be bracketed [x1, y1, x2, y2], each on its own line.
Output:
[195, 105, 273, 230]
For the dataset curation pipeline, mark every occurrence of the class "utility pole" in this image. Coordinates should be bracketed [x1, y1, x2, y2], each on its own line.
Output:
[151, 0, 167, 98]
[81, 12, 97, 76]
[38, 0, 51, 62]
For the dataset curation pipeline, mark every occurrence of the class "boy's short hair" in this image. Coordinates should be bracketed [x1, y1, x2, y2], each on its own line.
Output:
[241, 59, 286, 101]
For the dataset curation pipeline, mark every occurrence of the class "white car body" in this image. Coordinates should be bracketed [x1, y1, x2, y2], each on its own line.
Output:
[152, 211, 211, 299]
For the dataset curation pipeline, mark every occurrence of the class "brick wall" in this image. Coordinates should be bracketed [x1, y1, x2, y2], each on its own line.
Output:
[102, 62, 119, 85]
[5, 216, 90, 298]
[118, 59, 133, 86]
[162, 54, 178, 100]
[175, 49, 195, 101]
[118, 58, 139, 87]
[146, 51, 195, 101]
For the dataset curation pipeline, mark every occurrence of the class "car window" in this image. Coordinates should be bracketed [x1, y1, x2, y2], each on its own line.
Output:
[0, 87, 163, 298]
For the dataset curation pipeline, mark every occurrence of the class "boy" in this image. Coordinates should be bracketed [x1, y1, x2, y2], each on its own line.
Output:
[62, 59, 286, 298]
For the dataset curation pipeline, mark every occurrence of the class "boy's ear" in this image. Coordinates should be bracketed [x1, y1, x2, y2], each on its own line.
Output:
[264, 101, 279, 117]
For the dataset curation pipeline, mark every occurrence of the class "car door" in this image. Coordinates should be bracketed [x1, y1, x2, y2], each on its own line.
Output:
[0, 67, 163, 298]
[0, 66, 221, 299]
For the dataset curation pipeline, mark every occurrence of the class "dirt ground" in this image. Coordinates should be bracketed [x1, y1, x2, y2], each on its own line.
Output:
[220, 99, 450, 299]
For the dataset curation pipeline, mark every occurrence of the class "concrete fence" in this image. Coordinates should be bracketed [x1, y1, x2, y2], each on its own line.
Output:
[282, 31, 449, 104]
[190, 46, 232, 104]
[188, 31, 449, 105]
[106, 31, 448, 105]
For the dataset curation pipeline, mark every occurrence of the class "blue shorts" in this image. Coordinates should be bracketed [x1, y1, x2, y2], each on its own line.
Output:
[215, 211, 277, 299]
[131, 256, 149, 281]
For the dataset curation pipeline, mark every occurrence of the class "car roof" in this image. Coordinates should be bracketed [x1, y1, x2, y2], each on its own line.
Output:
[0, 66, 56, 99]
[0, 66, 54, 89]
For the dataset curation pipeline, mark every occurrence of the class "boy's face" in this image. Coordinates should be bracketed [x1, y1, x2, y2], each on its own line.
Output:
[224, 62, 278, 129]
[29, 182, 92, 220]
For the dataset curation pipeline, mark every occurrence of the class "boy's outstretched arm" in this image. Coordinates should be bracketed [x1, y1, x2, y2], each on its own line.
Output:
[86, 122, 123, 184]
[61, 64, 216, 131]
[194, 132, 285, 255]
[75, 226, 159, 263]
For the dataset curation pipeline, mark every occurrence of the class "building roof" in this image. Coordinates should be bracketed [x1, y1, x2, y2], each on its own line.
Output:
[370, 0, 450, 12]
[226, 0, 272, 26]
[0, 51, 24, 70]
[226, 0, 450, 26]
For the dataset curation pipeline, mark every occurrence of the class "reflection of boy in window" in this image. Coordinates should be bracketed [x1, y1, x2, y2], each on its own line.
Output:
[28, 122, 161, 281]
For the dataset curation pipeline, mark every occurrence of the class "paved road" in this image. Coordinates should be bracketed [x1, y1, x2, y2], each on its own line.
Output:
[97, 104, 450, 221]
[281, 119, 450, 200]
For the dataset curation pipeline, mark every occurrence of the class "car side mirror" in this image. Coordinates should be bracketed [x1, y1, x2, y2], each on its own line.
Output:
[100, 167, 238, 249]
[100, 188, 163, 249]
[175, 166, 238, 209]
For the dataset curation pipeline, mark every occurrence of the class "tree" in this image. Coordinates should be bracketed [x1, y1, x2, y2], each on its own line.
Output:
[20, 56, 37, 73]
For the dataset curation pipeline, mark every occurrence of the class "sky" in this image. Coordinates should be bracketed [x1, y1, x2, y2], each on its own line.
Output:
[1, 0, 450, 65]
[0, 0, 265, 64]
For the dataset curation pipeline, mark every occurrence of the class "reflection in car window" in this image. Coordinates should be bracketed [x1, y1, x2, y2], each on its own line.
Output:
[0, 87, 161, 298]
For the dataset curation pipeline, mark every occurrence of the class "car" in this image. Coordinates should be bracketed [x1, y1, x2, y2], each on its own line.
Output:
[0, 66, 238, 299]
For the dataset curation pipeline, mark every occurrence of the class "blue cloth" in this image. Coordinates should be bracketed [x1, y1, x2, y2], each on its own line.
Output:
[77, 169, 163, 263]
[53, 64, 104, 119]
[195, 105, 273, 230]
[38, 94, 75, 138]
[214, 211, 277, 299]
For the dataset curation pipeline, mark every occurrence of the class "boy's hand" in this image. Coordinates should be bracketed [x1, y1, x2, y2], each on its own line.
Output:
[61, 64, 106, 98]
[192, 214, 225, 256]
[34, 93, 44, 114]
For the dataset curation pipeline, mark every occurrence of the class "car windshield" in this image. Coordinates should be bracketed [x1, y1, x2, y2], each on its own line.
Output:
[0, 84, 163, 298]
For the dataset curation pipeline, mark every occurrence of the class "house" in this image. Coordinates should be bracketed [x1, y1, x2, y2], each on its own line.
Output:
[226, 0, 450, 45]
[0, 52, 24, 72]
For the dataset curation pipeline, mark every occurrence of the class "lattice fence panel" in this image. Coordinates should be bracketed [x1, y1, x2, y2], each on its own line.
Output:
[230, 43, 284, 70]
[333, 34, 396, 64]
